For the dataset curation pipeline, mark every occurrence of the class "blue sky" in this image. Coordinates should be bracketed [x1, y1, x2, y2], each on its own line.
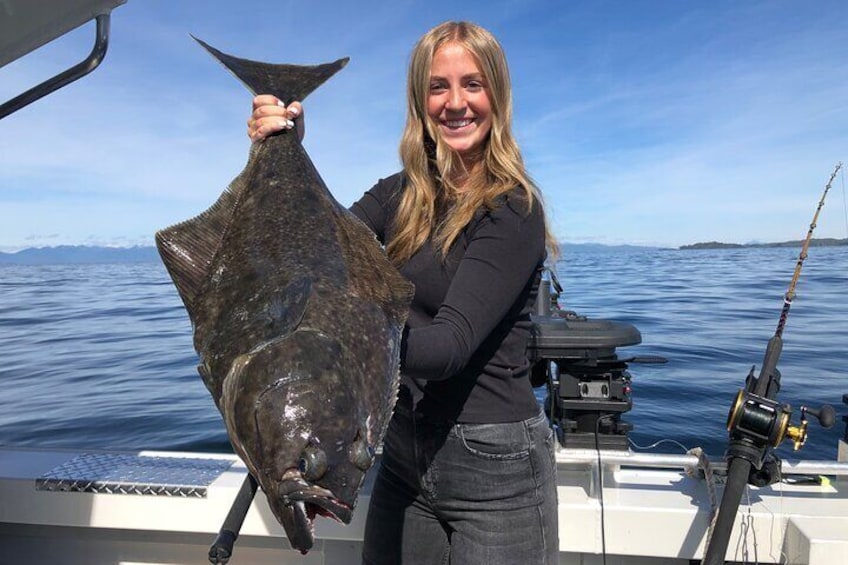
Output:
[1, 0, 846, 252]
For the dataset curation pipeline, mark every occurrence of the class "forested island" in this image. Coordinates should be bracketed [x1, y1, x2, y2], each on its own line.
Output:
[680, 238, 848, 250]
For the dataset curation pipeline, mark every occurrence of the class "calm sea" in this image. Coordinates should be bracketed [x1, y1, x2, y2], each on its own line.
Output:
[1, 246, 846, 461]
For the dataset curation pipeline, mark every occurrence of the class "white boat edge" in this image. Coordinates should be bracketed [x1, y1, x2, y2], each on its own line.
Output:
[2, 443, 848, 565]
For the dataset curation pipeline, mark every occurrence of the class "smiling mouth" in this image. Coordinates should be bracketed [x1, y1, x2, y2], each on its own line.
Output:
[443, 118, 475, 129]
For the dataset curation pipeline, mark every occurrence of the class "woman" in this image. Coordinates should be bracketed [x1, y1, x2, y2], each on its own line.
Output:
[249, 21, 559, 565]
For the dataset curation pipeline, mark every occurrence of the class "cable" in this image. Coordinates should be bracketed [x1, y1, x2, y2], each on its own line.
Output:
[739, 487, 760, 564]
[764, 464, 789, 564]
[595, 414, 616, 565]
[628, 436, 691, 453]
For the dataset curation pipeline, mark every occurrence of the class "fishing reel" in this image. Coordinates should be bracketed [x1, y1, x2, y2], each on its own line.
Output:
[726, 388, 836, 451]
[527, 270, 666, 450]
[725, 366, 836, 486]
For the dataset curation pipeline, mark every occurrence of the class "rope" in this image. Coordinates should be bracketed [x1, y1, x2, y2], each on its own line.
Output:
[687, 447, 719, 564]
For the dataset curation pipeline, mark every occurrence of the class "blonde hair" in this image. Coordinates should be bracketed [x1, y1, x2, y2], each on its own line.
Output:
[388, 21, 558, 265]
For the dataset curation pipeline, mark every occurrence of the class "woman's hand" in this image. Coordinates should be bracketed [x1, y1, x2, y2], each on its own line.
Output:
[247, 96, 304, 142]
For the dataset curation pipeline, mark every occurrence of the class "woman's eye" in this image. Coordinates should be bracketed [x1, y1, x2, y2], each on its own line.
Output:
[429, 82, 446, 93]
[466, 81, 484, 91]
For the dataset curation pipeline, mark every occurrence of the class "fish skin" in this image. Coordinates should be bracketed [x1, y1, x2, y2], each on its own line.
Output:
[155, 38, 413, 554]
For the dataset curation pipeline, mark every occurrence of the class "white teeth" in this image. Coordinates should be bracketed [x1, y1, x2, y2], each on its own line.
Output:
[445, 119, 473, 128]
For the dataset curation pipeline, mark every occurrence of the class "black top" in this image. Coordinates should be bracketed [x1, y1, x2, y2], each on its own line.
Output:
[350, 172, 545, 423]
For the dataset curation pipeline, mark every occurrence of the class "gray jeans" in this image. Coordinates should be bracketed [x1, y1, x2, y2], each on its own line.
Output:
[362, 403, 558, 564]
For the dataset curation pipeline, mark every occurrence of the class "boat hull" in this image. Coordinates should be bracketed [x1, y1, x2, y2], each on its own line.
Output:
[2, 445, 847, 564]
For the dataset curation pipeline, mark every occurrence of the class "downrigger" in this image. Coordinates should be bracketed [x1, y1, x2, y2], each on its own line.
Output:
[527, 269, 666, 450]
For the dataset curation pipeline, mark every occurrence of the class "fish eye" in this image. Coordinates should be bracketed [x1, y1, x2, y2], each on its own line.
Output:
[298, 445, 328, 481]
[349, 436, 374, 471]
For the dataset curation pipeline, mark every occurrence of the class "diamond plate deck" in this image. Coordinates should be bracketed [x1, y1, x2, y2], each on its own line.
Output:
[35, 453, 234, 497]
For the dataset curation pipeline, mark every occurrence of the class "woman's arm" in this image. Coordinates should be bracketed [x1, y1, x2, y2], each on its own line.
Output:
[402, 197, 546, 380]
[349, 175, 404, 243]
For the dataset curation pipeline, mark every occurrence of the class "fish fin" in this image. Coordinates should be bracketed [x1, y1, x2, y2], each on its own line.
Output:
[267, 276, 312, 336]
[191, 35, 348, 104]
[154, 167, 247, 309]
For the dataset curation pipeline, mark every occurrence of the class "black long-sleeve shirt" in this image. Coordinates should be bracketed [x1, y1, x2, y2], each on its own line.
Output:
[350, 172, 545, 423]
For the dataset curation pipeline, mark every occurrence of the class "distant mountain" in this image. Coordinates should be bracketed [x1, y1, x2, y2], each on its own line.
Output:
[0, 245, 160, 265]
[559, 242, 668, 252]
[1, 242, 671, 265]
[679, 238, 848, 250]
[6, 239, 839, 265]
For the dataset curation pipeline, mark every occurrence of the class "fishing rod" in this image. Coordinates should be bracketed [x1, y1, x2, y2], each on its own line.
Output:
[701, 162, 842, 565]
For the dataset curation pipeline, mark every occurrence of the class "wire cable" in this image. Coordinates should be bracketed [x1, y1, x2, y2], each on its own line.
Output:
[595, 414, 616, 565]
[628, 436, 691, 453]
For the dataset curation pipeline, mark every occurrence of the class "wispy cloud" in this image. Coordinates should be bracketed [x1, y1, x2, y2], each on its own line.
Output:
[515, 3, 848, 245]
[1, 0, 846, 251]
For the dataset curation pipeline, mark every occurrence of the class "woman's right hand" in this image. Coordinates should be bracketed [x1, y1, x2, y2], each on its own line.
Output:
[247, 95, 304, 142]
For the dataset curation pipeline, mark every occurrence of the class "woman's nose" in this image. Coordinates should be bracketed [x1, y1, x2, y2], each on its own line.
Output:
[445, 87, 465, 111]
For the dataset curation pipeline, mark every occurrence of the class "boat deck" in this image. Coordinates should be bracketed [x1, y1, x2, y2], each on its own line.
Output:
[1, 445, 847, 564]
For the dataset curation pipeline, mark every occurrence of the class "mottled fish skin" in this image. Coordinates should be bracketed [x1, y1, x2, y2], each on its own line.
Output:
[155, 38, 413, 553]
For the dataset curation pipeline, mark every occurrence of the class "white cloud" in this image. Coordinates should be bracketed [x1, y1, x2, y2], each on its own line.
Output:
[1, 0, 847, 250]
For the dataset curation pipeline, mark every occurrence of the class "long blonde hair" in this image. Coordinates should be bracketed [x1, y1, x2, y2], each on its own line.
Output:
[388, 21, 558, 265]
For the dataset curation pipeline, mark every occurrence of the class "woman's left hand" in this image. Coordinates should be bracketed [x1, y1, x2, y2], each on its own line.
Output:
[247, 96, 304, 142]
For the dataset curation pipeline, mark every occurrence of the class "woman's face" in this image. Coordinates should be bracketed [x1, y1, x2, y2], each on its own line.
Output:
[426, 42, 493, 163]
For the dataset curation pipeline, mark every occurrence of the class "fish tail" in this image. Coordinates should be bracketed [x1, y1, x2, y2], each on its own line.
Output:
[192, 35, 348, 103]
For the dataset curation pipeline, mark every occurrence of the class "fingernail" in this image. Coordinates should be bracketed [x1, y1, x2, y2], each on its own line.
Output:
[277, 100, 286, 107]
[288, 106, 299, 117]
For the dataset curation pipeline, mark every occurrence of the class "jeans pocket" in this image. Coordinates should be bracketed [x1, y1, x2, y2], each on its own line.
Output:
[456, 420, 531, 461]
[526, 411, 557, 464]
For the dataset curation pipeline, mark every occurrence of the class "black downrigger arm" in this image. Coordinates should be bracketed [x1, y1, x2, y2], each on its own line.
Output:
[701, 163, 842, 565]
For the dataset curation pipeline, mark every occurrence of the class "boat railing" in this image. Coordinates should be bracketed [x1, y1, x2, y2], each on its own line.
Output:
[0, 0, 128, 119]
[556, 447, 848, 477]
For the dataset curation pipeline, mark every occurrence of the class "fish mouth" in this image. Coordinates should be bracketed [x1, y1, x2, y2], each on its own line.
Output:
[276, 481, 353, 553]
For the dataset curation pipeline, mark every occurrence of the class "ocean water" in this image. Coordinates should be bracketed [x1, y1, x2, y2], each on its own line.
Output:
[0, 246, 846, 461]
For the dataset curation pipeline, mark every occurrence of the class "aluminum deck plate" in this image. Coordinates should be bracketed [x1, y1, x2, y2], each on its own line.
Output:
[35, 453, 234, 497]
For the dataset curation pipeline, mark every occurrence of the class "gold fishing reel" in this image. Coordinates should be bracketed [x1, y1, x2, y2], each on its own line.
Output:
[727, 390, 802, 450]
[727, 390, 835, 451]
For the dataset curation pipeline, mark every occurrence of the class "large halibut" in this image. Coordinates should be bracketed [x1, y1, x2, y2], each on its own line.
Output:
[155, 37, 413, 553]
